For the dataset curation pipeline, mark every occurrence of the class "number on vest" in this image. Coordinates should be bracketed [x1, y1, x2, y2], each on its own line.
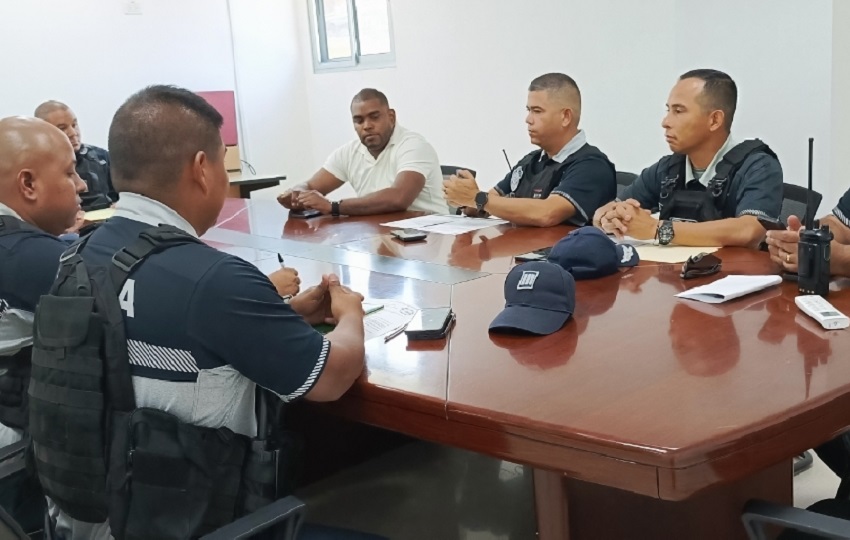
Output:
[119, 279, 135, 318]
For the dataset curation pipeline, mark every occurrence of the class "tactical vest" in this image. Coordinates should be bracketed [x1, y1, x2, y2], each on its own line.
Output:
[658, 139, 777, 222]
[506, 144, 606, 201]
[30, 225, 284, 539]
[0, 216, 48, 430]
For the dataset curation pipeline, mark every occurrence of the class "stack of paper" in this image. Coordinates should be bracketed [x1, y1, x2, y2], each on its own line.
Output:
[381, 215, 507, 236]
[675, 275, 782, 304]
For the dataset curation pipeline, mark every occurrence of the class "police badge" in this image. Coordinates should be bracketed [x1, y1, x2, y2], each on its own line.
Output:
[510, 166, 523, 193]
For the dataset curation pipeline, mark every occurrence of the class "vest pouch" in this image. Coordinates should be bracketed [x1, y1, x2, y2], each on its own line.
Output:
[659, 190, 721, 223]
[113, 408, 248, 540]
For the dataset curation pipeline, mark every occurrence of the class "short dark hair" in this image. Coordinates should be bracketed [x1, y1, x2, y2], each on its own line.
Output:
[108, 85, 223, 190]
[528, 73, 582, 119]
[679, 69, 737, 130]
[528, 72, 580, 98]
[351, 88, 389, 108]
[33, 100, 70, 119]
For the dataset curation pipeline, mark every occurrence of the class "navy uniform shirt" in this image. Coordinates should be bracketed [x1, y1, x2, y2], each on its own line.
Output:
[0, 205, 67, 447]
[494, 132, 616, 226]
[833, 188, 850, 229]
[80, 193, 329, 438]
[622, 139, 783, 220]
[76, 144, 118, 211]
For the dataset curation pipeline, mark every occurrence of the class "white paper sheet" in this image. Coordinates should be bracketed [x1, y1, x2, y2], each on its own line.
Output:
[675, 275, 782, 304]
[635, 245, 719, 263]
[362, 299, 419, 341]
[381, 214, 508, 236]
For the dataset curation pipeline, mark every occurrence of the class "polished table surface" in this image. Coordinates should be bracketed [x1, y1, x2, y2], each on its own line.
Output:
[202, 199, 850, 539]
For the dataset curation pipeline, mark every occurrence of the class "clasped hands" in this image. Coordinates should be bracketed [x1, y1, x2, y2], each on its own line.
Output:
[269, 268, 365, 325]
[442, 170, 480, 209]
[592, 199, 659, 240]
[277, 188, 332, 215]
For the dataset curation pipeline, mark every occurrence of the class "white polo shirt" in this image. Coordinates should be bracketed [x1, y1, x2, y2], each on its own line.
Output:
[323, 125, 448, 214]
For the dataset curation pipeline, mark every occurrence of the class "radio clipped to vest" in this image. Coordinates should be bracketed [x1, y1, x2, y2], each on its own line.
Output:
[29, 225, 286, 539]
[658, 139, 777, 223]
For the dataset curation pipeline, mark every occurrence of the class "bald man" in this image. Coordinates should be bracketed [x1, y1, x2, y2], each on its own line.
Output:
[35, 100, 117, 211]
[443, 73, 616, 227]
[0, 116, 85, 533]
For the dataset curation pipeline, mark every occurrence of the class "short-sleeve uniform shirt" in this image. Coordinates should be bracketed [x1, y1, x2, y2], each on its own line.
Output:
[323, 125, 448, 214]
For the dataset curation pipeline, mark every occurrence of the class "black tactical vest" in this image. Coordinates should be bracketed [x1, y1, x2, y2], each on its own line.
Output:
[658, 139, 777, 222]
[30, 225, 283, 539]
[506, 144, 608, 201]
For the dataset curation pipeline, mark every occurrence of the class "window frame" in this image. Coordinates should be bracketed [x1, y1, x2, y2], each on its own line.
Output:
[307, 0, 396, 73]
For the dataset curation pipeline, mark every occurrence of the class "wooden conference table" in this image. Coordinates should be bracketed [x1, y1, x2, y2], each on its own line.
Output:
[204, 199, 850, 539]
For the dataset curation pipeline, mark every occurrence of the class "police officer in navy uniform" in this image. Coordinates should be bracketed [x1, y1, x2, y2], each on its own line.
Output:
[42, 86, 367, 540]
[593, 69, 783, 248]
[35, 100, 118, 212]
[443, 73, 616, 227]
[0, 116, 86, 533]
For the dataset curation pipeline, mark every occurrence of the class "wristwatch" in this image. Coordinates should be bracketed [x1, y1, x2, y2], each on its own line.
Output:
[474, 192, 489, 214]
[657, 220, 675, 246]
[331, 200, 341, 217]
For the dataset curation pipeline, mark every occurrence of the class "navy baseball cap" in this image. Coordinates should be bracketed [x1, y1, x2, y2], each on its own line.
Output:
[547, 227, 639, 279]
[489, 261, 576, 335]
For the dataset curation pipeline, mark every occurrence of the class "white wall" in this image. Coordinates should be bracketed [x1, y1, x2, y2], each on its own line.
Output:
[227, 0, 316, 181]
[288, 0, 837, 216]
[0, 0, 237, 149]
[830, 0, 850, 214]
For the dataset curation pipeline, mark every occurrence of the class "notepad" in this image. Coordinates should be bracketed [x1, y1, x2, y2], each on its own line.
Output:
[675, 275, 782, 304]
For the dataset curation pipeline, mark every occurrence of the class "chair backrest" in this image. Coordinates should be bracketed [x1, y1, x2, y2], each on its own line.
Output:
[440, 165, 476, 178]
[0, 506, 28, 540]
[616, 171, 637, 200]
[780, 183, 823, 226]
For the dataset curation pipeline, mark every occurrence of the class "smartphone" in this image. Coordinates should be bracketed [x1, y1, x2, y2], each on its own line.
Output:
[290, 209, 322, 219]
[758, 217, 786, 231]
[405, 307, 455, 340]
[391, 229, 427, 242]
[515, 247, 551, 262]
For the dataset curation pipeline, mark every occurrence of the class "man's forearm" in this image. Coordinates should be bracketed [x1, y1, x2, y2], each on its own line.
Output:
[830, 242, 850, 277]
[671, 216, 765, 248]
[338, 189, 415, 215]
[821, 216, 850, 245]
[485, 195, 573, 228]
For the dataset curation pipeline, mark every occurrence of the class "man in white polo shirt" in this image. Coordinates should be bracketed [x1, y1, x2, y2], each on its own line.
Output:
[278, 88, 447, 216]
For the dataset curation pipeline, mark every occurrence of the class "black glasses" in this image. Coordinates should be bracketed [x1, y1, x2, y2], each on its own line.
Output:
[681, 252, 722, 279]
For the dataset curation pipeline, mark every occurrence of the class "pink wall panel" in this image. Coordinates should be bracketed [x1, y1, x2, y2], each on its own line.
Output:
[197, 90, 238, 146]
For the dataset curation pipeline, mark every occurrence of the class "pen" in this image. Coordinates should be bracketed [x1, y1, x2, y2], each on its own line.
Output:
[277, 253, 285, 267]
[384, 324, 408, 343]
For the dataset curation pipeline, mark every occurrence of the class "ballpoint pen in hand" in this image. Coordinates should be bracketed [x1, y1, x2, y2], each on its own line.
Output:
[277, 253, 285, 267]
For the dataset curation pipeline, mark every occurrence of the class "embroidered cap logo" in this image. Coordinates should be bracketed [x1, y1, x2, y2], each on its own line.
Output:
[620, 245, 635, 264]
[517, 270, 539, 290]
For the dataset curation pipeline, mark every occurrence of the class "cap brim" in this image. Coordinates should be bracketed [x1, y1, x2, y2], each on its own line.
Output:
[615, 244, 640, 267]
[489, 305, 570, 335]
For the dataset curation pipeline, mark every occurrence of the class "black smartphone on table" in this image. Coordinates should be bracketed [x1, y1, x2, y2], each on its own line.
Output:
[391, 229, 427, 242]
[405, 307, 455, 340]
[290, 209, 322, 219]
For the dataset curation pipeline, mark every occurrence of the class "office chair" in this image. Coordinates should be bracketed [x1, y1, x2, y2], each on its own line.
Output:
[742, 498, 850, 539]
[440, 165, 476, 178]
[0, 505, 28, 540]
[780, 183, 822, 226]
[616, 171, 637, 200]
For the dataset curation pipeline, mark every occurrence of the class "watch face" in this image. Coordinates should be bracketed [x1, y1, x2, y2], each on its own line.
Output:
[659, 222, 674, 244]
[475, 192, 488, 207]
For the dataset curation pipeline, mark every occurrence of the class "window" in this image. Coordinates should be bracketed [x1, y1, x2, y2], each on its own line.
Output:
[309, 0, 395, 72]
